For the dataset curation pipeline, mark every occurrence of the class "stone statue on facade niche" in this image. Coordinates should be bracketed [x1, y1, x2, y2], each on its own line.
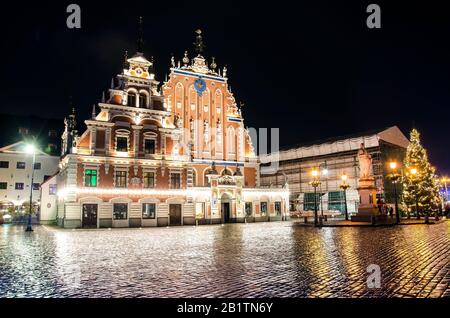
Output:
[357, 143, 373, 179]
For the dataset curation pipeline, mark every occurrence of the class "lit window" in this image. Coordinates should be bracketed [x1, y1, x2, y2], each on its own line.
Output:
[113, 203, 128, 220]
[15, 183, 24, 190]
[261, 202, 268, 216]
[0, 161, 9, 168]
[142, 203, 156, 219]
[115, 171, 127, 188]
[245, 202, 252, 217]
[275, 202, 282, 216]
[16, 162, 26, 169]
[144, 139, 155, 154]
[49, 184, 57, 195]
[85, 169, 97, 187]
[116, 137, 128, 152]
[143, 172, 155, 188]
[170, 173, 181, 189]
[34, 163, 41, 170]
[32, 183, 40, 190]
[0, 182, 7, 190]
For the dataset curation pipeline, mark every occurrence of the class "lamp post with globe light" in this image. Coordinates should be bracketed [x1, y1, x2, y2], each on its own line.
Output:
[310, 168, 321, 226]
[339, 173, 350, 221]
[388, 161, 401, 224]
[25, 144, 36, 232]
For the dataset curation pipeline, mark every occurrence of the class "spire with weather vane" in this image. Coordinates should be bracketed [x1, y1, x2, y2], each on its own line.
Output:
[136, 16, 144, 54]
[193, 29, 205, 56]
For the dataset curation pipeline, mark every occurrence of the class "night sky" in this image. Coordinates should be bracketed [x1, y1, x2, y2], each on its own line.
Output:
[1, 1, 449, 173]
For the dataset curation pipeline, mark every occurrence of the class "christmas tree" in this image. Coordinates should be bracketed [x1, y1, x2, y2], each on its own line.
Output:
[402, 129, 441, 218]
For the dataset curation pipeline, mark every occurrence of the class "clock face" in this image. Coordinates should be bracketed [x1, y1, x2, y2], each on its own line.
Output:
[194, 77, 207, 96]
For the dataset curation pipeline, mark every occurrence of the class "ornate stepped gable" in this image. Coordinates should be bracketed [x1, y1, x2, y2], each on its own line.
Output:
[54, 20, 289, 229]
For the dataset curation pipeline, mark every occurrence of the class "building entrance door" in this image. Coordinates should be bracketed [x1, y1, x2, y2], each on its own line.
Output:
[222, 202, 230, 223]
[82, 204, 98, 228]
[169, 204, 182, 225]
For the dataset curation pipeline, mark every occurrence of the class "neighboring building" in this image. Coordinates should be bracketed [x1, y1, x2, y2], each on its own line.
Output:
[260, 126, 409, 215]
[0, 114, 61, 156]
[0, 141, 59, 214]
[51, 27, 289, 228]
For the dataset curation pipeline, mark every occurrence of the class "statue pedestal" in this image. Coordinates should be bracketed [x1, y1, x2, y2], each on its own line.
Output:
[351, 177, 380, 222]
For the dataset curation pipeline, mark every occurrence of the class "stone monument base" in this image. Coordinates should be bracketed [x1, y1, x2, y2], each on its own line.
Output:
[351, 177, 380, 222]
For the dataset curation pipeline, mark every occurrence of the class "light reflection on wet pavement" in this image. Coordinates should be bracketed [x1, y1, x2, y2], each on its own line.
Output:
[0, 221, 449, 298]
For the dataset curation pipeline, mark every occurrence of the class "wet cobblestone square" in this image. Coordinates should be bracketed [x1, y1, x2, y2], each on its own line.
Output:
[0, 221, 449, 298]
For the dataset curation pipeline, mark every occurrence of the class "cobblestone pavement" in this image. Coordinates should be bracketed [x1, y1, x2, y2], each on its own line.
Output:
[0, 221, 449, 298]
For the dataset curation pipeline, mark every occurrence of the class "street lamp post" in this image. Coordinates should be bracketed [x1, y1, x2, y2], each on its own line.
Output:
[388, 162, 401, 224]
[25, 144, 36, 232]
[319, 164, 328, 220]
[339, 173, 350, 221]
[310, 169, 321, 226]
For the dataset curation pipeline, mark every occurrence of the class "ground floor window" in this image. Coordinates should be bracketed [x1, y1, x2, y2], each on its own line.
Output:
[328, 191, 345, 213]
[261, 202, 268, 216]
[303, 192, 320, 211]
[275, 201, 282, 215]
[142, 203, 156, 219]
[245, 202, 252, 217]
[113, 203, 128, 220]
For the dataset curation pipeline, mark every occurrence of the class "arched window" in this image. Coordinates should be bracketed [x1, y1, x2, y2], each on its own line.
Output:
[139, 94, 147, 108]
[127, 92, 136, 107]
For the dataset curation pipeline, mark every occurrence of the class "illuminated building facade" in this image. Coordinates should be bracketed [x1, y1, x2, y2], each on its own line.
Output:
[50, 26, 289, 228]
[260, 126, 409, 215]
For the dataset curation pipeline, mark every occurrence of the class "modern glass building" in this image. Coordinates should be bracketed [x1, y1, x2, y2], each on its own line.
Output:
[260, 126, 409, 216]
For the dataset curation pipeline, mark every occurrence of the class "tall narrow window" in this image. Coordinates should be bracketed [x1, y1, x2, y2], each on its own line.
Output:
[139, 94, 147, 108]
[170, 173, 181, 189]
[261, 202, 268, 216]
[127, 92, 136, 107]
[143, 172, 155, 188]
[115, 171, 127, 188]
[245, 202, 252, 217]
[116, 137, 128, 152]
[275, 201, 282, 216]
[85, 169, 97, 187]
[144, 139, 155, 154]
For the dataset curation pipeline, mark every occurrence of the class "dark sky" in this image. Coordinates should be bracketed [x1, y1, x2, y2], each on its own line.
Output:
[1, 1, 449, 174]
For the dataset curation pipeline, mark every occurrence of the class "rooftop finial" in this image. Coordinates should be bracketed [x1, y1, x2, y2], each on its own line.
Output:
[91, 104, 96, 119]
[193, 29, 205, 56]
[182, 50, 190, 66]
[137, 16, 144, 53]
[210, 57, 217, 70]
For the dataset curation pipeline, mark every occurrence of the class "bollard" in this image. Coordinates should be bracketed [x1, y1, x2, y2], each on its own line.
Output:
[371, 216, 376, 226]
[304, 217, 307, 224]
[425, 214, 429, 224]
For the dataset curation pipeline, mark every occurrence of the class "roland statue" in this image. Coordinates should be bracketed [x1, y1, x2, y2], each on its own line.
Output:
[357, 143, 373, 179]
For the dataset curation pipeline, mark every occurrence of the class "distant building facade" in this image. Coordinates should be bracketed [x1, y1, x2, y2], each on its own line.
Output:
[50, 28, 289, 228]
[0, 141, 59, 215]
[260, 126, 409, 215]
